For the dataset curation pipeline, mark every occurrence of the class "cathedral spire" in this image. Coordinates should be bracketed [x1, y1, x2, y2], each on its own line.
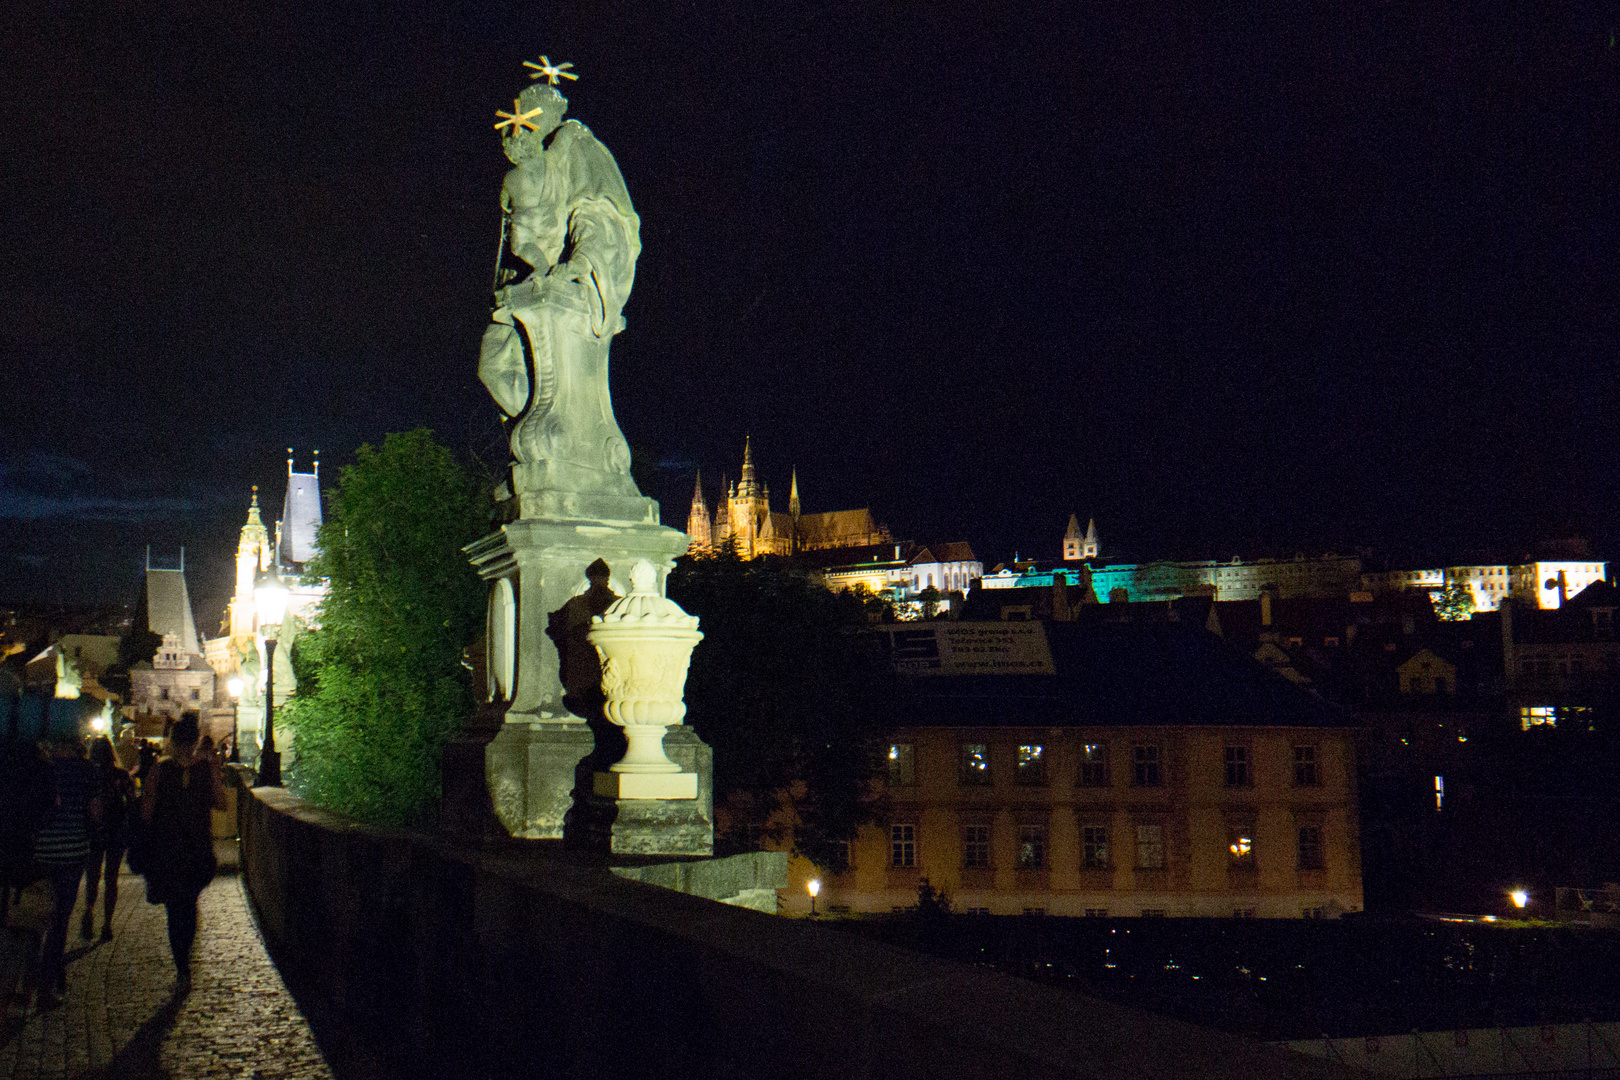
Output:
[686, 471, 712, 550]
[789, 468, 801, 519]
[738, 436, 760, 498]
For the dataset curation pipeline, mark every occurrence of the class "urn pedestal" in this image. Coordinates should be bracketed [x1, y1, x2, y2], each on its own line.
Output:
[579, 560, 712, 856]
[462, 517, 690, 839]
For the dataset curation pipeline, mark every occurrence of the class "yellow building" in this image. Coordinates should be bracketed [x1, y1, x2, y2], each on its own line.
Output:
[801, 619, 1363, 919]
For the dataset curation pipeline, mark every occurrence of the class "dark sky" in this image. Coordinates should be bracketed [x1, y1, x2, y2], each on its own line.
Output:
[3, 1, 1617, 624]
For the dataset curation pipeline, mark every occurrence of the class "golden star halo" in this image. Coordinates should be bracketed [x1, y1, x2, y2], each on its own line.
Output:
[493, 98, 545, 135]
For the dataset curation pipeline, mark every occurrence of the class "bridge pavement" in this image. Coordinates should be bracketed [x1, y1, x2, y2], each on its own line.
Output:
[0, 842, 333, 1080]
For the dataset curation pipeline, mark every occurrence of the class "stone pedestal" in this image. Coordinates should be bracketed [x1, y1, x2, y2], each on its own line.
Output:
[580, 726, 714, 856]
[464, 514, 689, 839]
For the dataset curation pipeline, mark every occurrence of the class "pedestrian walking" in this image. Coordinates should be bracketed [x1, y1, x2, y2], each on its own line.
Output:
[0, 739, 54, 922]
[81, 736, 136, 941]
[33, 735, 102, 1007]
[140, 712, 223, 989]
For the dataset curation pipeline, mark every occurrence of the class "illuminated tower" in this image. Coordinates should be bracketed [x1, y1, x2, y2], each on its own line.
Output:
[686, 472, 712, 551]
[1063, 514, 1083, 561]
[789, 468, 801, 522]
[1083, 518, 1099, 560]
[229, 487, 272, 641]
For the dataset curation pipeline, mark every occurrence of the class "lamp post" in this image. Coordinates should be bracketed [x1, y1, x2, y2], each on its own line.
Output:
[254, 568, 289, 787]
[226, 677, 244, 763]
[807, 878, 821, 917]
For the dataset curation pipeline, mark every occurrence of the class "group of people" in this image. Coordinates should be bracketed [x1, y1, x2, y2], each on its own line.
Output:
[4, 711, 225, 1007]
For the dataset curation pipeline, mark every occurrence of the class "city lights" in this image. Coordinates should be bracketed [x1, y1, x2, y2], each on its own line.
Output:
[1509, 889, 1529, 910]
[807, 878, 821, 917]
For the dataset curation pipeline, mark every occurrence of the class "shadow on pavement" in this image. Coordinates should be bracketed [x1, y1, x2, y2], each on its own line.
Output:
[86, 984, 189, 1080]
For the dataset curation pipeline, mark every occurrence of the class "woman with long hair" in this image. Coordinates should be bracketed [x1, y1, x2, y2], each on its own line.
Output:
[141, 712, 223, 989]
[82, 736, 135, 940]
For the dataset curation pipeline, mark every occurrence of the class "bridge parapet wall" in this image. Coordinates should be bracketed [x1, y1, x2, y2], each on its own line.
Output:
[238, 784, 1367, 1080]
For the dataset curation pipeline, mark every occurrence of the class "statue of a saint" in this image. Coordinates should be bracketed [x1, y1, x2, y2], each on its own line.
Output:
[480, 82, 642, 503]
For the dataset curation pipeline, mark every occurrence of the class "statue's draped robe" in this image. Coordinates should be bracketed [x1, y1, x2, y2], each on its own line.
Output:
[479, 120, 642, 499]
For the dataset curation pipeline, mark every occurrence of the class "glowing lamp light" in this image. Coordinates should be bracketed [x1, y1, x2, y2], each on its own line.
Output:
[807, 877, 821, 916]
[1510, 889, 1529, 910]
[254, 569, 289, 630]
[227, 677, 244, 700]
[90, 714, 109, 733]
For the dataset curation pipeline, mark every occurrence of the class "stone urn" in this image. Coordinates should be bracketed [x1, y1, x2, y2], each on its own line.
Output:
[587, 560, 704, 798]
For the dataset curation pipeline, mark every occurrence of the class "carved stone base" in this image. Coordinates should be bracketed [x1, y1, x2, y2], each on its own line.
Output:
[464, 515, 691, 840]
[576, 726, 713, 856]
[484, 721, 595, 839]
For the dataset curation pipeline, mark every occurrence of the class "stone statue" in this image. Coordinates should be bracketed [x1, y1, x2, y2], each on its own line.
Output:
[480, 81, 642, 507]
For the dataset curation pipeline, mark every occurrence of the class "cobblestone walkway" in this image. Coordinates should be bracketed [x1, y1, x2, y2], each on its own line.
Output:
[0, 844, 333, 1079]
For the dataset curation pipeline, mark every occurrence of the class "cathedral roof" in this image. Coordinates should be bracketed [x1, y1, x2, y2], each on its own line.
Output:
[795, 508, 883, 545]
[914, 541, 977, 565]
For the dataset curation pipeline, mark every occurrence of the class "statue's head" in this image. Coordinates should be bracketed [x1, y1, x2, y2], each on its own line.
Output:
[502, 83, 568, 164]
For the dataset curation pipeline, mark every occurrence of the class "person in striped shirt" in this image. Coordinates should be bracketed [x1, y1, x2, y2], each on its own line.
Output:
[33, 735, 102, 1008]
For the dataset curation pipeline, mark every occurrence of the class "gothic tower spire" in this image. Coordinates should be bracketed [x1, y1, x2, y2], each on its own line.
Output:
[789, 467, 801, 520]
[686, 471, 712, 551]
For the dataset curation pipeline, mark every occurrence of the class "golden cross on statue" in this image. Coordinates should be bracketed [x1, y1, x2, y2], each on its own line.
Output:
[523, 55, 577, 85]
[493, 98, 545, 135]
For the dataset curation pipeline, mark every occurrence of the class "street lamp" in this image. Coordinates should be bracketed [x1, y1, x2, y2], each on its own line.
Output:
[254, 568, 289, 787]
[226, 677, 244, 763]
[1509, 888, 1529, 911]
[807, 878, 821, 917]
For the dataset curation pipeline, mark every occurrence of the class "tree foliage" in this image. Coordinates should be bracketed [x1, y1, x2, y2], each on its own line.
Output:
[668, 550, 892, 871]
[285, 429, 489, 827]
[1433, 578, 1476, 622]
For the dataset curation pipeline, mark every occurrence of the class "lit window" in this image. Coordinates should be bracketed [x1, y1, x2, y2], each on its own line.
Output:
[1132, 744, 1162, 787]
[1297, 826, 1324, 870]
[1434, 775, 1444, 810]
[1136, 824, 1165, 869]
[1078, 742, 1110, 787]
[890, 824, 915, 867]
[1082, 825, 1109, 869]
[963, 825, 991, 869]
[1293, 745, 1319, 786]
[1228, 828, 1256, 869]
[1520, 706, 1557, 730]
[888, 743, 915, 785]
[1224, 745, 1251, 787]
[1019, 824, 1047, 869]
[1016, 744, 1047, 785]
[959, 743, 991, 785]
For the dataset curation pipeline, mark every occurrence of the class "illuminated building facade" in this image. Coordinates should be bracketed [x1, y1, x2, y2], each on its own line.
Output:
[1364, 560, 1607, 612]
[686, 439, 891, 560]
[791, 621, 1362, 918]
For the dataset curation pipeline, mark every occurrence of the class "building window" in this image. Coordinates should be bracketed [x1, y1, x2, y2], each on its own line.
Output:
[1224, 745, 1251, 787]
[959, 743, 991, 785]
[1293, 745, 1319, 786]
[1082, 825, 1109, 869]
[1136, 824, 1165, 869]
[963, 825, 991, 869]
[890, 824, 915, 867]
[1015, 744, 1047, 785]
[888, 743, 915, 786]
[1228, 828, 1256, 870]
[1520, 706, 1557, 730]
[1297, 826, 1324, 870]
[190, 687, 200, 701]
[1141, 908, 1167, 918]
[1078, 742, 1109, 787]
[159, 687, 169, 701]
[1084, 908, 1109, 918]
[1018, 824, 1046, 869]
[1132, 744, 1162, 787]
[1022, 908, 1046, 916]
[1303, 907, 1324, 920]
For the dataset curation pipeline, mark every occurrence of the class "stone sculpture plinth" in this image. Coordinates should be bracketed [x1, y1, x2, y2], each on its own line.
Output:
[580, 561, 712, 855]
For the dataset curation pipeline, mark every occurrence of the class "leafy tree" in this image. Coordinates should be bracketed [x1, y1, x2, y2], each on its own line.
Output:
[1433, 577, 1476, 622]
[667, 550, 893, 871]
[285, 430, 489, 827]
[917, 585, 944, 619]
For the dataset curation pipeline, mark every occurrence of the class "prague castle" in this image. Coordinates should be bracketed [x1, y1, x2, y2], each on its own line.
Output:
[686, 439, 891, 559]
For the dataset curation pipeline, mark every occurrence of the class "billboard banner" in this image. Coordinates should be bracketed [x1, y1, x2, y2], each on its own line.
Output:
[879, 621, 1055, 676]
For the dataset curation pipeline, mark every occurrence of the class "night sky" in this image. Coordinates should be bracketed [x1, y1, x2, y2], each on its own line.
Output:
[4, 2, 1617, 623]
